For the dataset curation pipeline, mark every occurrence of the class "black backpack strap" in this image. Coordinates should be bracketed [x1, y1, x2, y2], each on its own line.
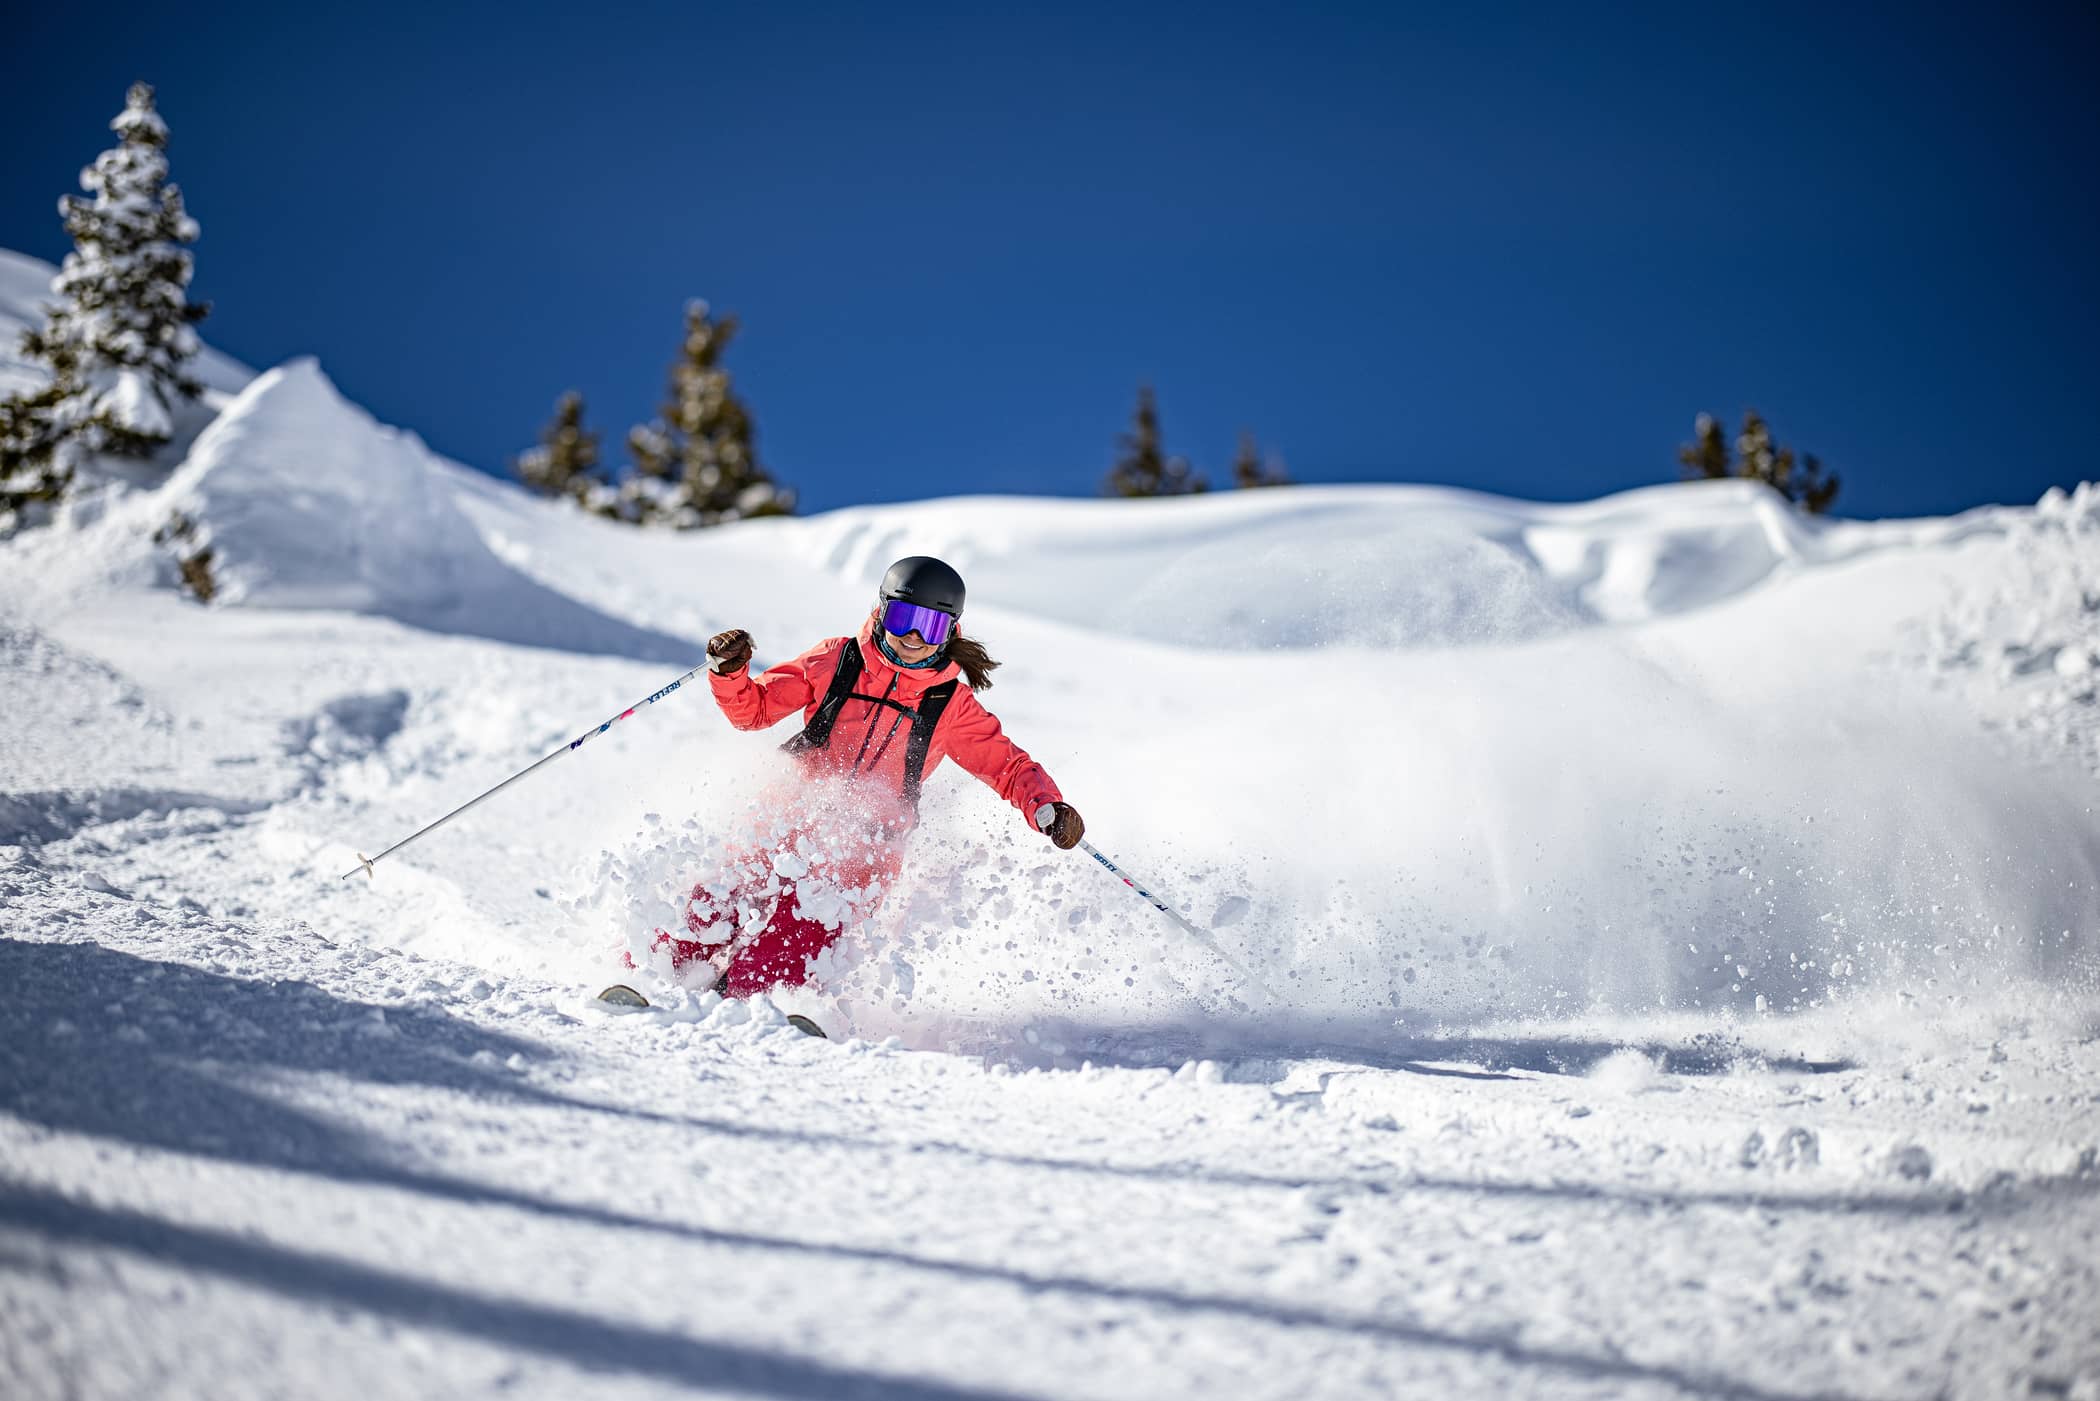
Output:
[779, 637, 864, 755]
[899, 680, 960, 806]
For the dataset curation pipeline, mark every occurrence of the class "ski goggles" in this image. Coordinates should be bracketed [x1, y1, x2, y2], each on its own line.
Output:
[880, 599, 956, 646]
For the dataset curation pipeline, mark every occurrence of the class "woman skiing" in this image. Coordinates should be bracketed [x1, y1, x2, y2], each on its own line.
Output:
[657, 556, 1085, 997]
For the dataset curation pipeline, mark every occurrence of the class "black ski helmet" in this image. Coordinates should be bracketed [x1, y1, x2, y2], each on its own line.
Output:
[878, 556, 966, 616]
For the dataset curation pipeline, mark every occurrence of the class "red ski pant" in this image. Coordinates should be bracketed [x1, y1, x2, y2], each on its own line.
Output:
[654, 880, 840, 998]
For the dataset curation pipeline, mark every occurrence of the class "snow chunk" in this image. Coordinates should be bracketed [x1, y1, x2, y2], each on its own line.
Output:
[1586, 1048, 1664, 1093]
[1173, 1058, 1224, 1084]
[1776, 1126, 1820, 1170]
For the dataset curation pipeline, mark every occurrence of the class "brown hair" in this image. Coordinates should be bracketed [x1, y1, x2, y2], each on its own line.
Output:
[945, 626, 1000, 692]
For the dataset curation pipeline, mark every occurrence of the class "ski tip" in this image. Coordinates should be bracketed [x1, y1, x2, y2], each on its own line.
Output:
[597, 984, 650, 1009]
[785, 1013, 828, 1039]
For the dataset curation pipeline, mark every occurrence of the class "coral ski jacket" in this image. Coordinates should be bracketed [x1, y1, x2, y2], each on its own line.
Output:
[708, 618, 1062, 829]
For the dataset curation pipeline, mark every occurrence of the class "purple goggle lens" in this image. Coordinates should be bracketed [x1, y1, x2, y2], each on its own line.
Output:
[881, 599, 955, 646]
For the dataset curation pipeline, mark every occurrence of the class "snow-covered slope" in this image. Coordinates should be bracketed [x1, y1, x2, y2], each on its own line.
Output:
[4, 292, 2098, 1399]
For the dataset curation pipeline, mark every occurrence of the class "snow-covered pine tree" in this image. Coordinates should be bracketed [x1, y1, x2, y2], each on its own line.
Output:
[1231, 430, 1292, 489]
[1792, 450, 1840, 516]
[2, 83, 208, 518]
[1733, 411, 1840, 515]
[1678, 410, 1840, 514]
[618, 302, 792, 528]
[1105, 384, 1206, 497]
[0, 362, 79, 517]
[1679, 412, 1731, 482]
[515, 390, 607, 505]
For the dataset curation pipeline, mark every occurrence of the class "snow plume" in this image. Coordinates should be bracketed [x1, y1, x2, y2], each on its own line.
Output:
[543, 483, 2100, 1056]
[1282, 637, 2100, 1021]
[568, 749, 1233, 1045]
[572, 756, 945, 1005]
[772, 615, 2100, 1056]
[1515, 668, 2064, 997]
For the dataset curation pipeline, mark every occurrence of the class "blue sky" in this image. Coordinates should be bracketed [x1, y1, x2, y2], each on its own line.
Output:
[5, 2, 2095, 517]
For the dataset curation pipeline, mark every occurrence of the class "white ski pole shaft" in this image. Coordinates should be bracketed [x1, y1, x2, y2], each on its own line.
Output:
[1037, 806, 1240, 971]
[341, 661, 711, 881]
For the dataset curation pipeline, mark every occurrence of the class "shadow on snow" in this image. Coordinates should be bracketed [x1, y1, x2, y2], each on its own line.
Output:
[5, 937, 2078, 1401]
[0, 1187, 1030, 1401]
[379, 569, 706, 668]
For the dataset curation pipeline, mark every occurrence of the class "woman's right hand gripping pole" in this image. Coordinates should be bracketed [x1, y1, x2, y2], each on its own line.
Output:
[706, 629, 754, 675]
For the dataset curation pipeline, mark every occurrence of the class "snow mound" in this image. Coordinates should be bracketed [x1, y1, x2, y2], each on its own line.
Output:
[0, 357, 700, 661]
[168, 359, 506, 614]
[166, 360, 699, 658]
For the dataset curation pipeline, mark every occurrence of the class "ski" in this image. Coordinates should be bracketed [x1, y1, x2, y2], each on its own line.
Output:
[595, 984, 827, 1039]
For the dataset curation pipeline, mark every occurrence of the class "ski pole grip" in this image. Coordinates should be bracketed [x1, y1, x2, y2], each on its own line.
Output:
[1034, 803, 1057, 832]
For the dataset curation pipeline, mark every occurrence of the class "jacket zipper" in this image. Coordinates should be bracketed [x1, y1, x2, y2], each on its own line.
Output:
[864, 708, 912, 773]
[849, 673, 901, 772]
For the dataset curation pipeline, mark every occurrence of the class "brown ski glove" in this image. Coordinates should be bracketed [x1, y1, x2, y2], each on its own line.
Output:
[706, 629, 754, 675]
[1035, 802, 1085, 851]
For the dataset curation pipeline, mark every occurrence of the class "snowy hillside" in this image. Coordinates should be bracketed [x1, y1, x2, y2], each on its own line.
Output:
[4, 296, 2098, 1399]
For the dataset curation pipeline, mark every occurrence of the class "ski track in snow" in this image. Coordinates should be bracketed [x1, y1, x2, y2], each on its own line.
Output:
[3, 254, 2100, 1398]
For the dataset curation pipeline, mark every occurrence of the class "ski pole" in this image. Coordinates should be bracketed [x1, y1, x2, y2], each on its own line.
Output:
[1037, 806, 1245, 975]
[341, 660, 712, 881]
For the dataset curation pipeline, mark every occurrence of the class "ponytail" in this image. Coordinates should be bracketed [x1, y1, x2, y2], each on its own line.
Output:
[945, 627, 1000, 691]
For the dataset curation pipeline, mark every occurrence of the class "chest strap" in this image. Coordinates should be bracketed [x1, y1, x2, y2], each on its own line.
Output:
[781, 637, 961, 805]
